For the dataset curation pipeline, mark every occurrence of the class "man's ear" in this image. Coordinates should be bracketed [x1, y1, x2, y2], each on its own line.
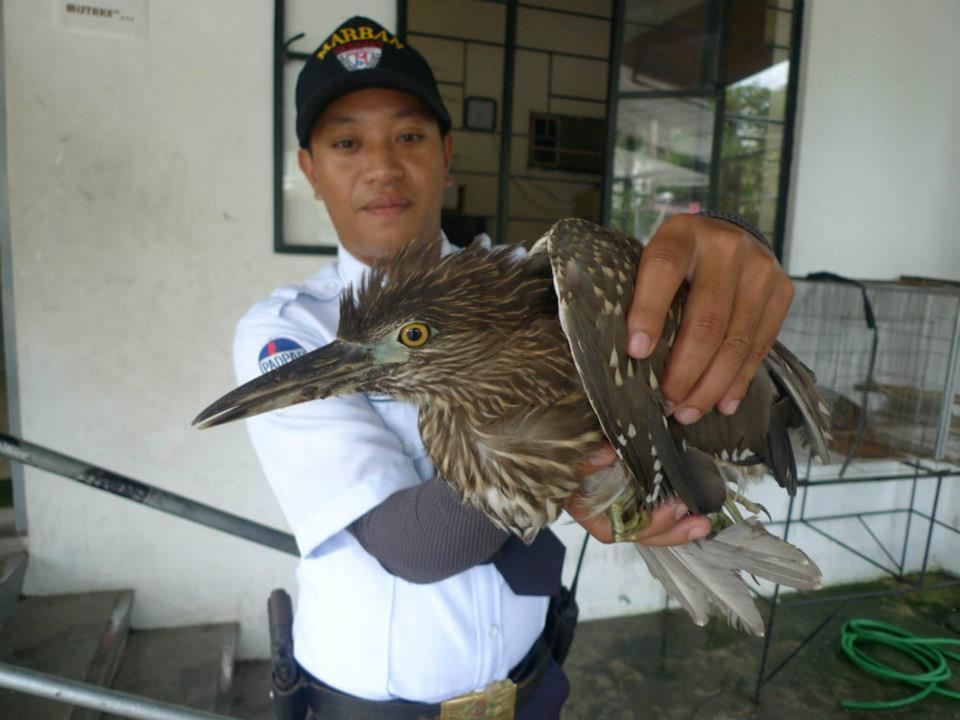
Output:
[298, 147, 324, 201]
[442, 133, 454, 188]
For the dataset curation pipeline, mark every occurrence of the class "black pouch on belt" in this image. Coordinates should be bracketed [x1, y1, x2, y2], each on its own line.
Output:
[268, 589, 308, 720]
[543, 531, 591, 666]
[543, 585, 579, 666]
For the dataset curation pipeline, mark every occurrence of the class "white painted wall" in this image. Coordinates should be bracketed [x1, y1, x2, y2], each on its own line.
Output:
[785, 0, 960, 279]
[2, 0, 958, 660]
[2, 0, 393, 657]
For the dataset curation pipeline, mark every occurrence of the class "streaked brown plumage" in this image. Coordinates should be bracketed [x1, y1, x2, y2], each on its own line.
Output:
[195, 218, 830, 634]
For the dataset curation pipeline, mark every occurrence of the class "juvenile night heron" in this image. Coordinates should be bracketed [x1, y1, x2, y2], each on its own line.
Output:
[195, 219, 830, 635]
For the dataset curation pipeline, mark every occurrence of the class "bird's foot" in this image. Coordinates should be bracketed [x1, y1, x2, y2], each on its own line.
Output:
[608, 491, 652, 542]
[710, 512, 735, 533]
[723, 488, 771, 523]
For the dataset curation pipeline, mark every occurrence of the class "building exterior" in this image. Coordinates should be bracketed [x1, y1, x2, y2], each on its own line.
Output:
[1, 0, 958, 657]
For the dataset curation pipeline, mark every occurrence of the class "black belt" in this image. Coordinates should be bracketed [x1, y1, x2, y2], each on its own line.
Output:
[302, 637, 553, 720]
[268, 538, 586, 720]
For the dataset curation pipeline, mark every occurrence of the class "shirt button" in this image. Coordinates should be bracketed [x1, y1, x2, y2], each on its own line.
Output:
[402, 442, 415, 456]
[488, 625, 499, 638]
[322, 280, 339, 295]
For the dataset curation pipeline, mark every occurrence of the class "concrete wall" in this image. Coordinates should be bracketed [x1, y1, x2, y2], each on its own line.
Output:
[2, 0, 393, 657]
[785, 0, 960, 279]
[2, 0, 958, 658]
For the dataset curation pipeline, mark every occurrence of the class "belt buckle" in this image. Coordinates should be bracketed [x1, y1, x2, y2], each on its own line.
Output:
[439, 678, 517, 720]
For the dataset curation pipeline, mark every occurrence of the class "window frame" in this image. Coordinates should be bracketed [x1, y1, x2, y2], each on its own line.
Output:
[602, 0, 804, 259]
[271, 0, 804, 257]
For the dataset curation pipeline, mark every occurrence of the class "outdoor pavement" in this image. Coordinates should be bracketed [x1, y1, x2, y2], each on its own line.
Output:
[563, 573, 960, 719]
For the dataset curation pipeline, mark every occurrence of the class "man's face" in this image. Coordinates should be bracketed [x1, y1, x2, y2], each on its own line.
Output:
[298, 87, 454, 264]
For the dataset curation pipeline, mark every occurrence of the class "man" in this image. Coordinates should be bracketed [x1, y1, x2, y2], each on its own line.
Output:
[235, 16, 794, 719]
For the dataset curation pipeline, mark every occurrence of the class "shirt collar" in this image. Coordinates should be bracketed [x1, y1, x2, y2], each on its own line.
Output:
[335, 232, 458, 289]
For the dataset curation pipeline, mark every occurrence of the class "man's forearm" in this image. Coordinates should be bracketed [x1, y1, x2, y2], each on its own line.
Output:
[348, 477, 509, 583]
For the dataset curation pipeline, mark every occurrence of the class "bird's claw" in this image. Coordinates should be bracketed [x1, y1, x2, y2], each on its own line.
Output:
[608, 491, 652, 542]
[722, 488, 771, 524]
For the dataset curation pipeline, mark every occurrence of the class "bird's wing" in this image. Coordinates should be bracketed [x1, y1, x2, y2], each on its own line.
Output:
[763, 341, 832, 461]
[545, 218, 702, 513]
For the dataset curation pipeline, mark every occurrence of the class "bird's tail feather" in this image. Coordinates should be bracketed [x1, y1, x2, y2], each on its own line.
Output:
[635, 518, 822, 636]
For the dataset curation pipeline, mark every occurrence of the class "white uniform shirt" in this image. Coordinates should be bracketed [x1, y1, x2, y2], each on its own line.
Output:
[233, 236, 548, 703]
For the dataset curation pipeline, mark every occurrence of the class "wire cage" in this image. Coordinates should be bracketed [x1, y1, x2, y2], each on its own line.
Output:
[778, 277, 960, 465]
[752, 275, 960, 700]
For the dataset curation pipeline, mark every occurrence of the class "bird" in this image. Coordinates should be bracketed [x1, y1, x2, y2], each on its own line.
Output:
[195, 218, 830, 635]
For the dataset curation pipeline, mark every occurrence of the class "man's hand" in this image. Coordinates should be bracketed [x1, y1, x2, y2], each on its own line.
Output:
[626, 213, 794, 425]
[565, 444, 711, 546]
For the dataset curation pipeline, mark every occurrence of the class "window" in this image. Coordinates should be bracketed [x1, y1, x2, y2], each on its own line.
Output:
[404, 0, 612, 247]
[271, 1, 803, 255]
[607, 0, 802, 256]
[272, 0, 352, 255]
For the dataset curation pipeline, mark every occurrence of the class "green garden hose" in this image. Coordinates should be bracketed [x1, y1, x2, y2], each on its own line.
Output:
[840, 618, 960, 710]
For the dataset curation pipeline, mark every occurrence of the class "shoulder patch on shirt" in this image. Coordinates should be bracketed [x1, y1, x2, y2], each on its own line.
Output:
[258, 338, 307, 374]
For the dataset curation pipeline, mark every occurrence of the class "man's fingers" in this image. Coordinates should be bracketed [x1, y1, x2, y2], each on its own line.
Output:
[635, 501, 710, 547]
[718, 275, 794, 412]
[564, 489, 615, 543]
[637, 515, 710, 547]
[658, 244, 741, 418]
[567, 494, 711, 546]
[626, 222, 694, 358]
[675, 266, 776, 418]
[571, 507, 615, 544]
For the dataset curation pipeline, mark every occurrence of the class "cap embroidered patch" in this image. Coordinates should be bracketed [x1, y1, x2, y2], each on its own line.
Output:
[258, 338, 307, 374]
[315, 24, 403, 61]
[335, 42, 382, 71]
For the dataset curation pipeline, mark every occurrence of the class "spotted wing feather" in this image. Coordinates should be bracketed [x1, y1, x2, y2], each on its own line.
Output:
[545, 218, 701, 513]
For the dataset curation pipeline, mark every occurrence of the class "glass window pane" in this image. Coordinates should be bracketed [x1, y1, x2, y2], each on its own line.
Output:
[725, 57, 790, 122]
[718, 118, 783, 237]
[408, 0, 506, 43]
[620, 21, 718, 92]
[611, 98, 715, 241]
[524, 0, 613, 18]
[506, 180, 601, 248]
[517, 6, 609, 58]
[727, 40, 788, 92]
[507, 219, 554, 249]
[281, 61, 338, 249]
[729, 3, 793, 48]
[624, 0, 712, 31]
[726, 3, 794, 122]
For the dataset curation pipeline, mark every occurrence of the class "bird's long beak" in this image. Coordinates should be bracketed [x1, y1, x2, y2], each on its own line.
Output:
[193, 341, 373, 429]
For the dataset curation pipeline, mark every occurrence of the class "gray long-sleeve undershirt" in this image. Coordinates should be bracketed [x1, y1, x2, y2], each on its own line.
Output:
[348, 477, 509, 584]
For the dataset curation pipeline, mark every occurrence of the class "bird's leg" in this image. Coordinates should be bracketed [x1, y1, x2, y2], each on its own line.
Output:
[710, 511, 734, 533]
[724, 487, 771, 521]
[608, 489, 652, 542]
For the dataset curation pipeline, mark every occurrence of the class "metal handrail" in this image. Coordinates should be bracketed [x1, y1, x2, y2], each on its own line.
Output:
[0, 433, 298, 556]
[0, 662, 236, 720]
[0, 432, 296, 718]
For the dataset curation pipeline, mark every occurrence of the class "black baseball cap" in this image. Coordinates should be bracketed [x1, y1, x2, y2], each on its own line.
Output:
[295, 16, 452, 148]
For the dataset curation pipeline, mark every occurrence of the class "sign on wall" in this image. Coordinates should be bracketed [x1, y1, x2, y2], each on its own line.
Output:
[55, 1, 149, 38]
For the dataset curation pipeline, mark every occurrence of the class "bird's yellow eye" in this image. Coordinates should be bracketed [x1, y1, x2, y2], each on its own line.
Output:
[398, 322, 430, 348]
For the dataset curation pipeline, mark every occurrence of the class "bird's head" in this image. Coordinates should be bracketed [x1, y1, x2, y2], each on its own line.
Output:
[193, 237, 555, 429]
